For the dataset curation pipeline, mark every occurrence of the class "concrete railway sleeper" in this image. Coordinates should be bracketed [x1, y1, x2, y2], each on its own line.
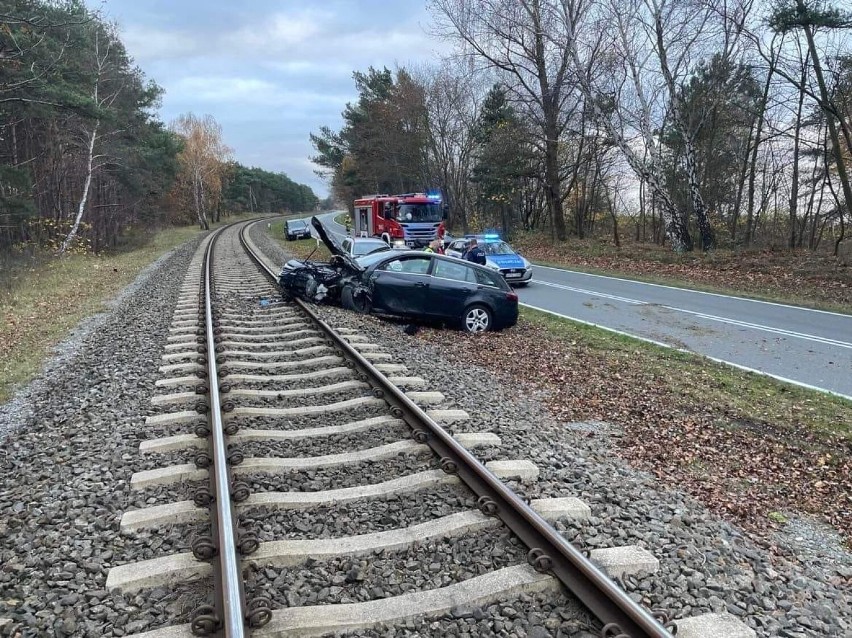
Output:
[93, 220, 759, 638]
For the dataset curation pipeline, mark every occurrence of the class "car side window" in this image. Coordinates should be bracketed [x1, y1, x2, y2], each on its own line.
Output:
[433, 259, 474, 282]
[381, 256, 431, 274]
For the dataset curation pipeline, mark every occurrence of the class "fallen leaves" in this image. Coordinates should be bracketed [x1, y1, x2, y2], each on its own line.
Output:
[418, 316, 852, 548]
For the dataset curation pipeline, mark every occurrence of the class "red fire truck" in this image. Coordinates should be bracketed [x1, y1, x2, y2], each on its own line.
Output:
[352, 192, 446, 248]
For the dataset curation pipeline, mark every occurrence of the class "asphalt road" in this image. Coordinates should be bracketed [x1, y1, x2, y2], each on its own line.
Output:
[312, 211, 852, 399]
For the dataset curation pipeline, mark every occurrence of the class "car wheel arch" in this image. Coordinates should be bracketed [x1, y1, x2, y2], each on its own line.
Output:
[341, 283, 372, 314]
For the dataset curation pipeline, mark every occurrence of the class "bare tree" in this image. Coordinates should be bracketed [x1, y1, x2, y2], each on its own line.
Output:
[418, 60, 487, 232]
[748, 1, 852, 228]
[564, 0, 695, 251]
[429, 0, 581, 240]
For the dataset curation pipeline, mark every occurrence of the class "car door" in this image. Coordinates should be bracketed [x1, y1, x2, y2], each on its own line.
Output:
[369, 254, 433, 316]
[426, 258, 480, 320]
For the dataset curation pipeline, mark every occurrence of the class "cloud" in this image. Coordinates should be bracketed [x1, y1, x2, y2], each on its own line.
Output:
[120, 25, 204, 62]
[91, 0, 439, 197]
[224, 9, 331, 53]
[169, 76, 352, 110]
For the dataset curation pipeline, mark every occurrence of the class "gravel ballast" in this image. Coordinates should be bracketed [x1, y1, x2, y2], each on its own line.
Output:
[0, 221, 846, 638]
[299, 302, 851, 638]
[0, 237, 207, 636]
[251, 219, 850, 638]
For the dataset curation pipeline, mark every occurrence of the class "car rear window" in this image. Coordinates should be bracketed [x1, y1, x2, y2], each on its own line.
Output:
[473, 268, 503, 287]
[353, 241, 389, 256]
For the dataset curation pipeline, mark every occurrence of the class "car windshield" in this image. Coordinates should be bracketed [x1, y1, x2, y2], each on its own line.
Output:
[397, 203, 443, 223]
[352, 240, 390, 256]
[289, 220, 306, 228]
[356, 251, 397, 268]
[482, 241, 514, 255]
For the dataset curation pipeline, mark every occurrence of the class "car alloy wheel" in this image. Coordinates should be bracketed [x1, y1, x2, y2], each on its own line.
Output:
[463, 305, 491, 333]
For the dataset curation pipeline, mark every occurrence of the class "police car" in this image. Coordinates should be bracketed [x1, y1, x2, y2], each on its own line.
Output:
[444, 234, 533, 286]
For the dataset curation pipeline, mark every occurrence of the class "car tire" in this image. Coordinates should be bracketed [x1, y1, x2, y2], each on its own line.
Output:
[341, 284, 372, 314]
[285, 234, 293, 241]
[462, 304, 492, 333]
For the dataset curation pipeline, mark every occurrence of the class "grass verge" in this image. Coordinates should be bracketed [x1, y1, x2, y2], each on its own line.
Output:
[269, 219, 332, 261]
[0, 214, 263, 404]
[523, 306, 850, 442]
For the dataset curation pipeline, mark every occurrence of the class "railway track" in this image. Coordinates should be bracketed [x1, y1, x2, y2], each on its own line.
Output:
[102, 220, 757, 638]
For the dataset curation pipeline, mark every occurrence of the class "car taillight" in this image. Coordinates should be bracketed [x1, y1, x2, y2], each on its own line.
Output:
[505, 292, 518, 302]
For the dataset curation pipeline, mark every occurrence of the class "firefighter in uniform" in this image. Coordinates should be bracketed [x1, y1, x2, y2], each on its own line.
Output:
[424, 239, 443, 254]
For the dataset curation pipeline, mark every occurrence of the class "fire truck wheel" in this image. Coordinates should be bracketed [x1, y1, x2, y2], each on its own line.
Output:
[462, 304, 492, 333]
[341, 285, 372, 314]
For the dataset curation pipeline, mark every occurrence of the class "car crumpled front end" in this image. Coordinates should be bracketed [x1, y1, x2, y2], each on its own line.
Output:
[278, 259, 351, 304]
[278, 216, 369, 305]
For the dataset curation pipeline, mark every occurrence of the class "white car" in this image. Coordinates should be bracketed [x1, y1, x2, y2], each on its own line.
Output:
[341, 237, 410, 257]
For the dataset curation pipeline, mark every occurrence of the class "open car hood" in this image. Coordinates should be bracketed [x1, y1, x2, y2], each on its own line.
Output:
[310, 216, 363, 272]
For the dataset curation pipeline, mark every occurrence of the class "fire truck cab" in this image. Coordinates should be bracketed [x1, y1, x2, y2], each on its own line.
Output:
[353, 192, 446, 248]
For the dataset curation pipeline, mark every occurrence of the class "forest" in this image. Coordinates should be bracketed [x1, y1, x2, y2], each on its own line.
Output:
[0, 0, 317, 258]
[312, 0, 852, 254]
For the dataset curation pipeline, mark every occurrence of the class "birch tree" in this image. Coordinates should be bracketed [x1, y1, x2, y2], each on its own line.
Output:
[564, 0, 694, 251]
[58, 25, 124, 254]
[171, 113, 231, 230]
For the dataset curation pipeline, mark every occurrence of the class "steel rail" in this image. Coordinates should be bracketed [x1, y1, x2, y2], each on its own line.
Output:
[203, 230, 247, 637]
[238, 222, 672, 638]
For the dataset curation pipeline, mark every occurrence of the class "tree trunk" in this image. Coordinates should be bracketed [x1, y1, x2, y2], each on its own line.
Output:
[800, 12, 852, 226]
[653, 11, 713, 250]
[731, 129, 753, 242]
[834, 212, 846, 257]
[59, 122, 98, 255]
[605, 186, 620, 247]
[683, 143, 714, 250]
[544, 133, 567, 241]
[745, 107, 767, 245]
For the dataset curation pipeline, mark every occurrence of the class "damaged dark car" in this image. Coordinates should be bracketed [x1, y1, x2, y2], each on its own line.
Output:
[278, 217, 519, 333]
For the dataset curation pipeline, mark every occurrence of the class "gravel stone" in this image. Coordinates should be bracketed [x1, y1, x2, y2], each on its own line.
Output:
[242, 485, 475, 540]
[2, 220, 846, 638]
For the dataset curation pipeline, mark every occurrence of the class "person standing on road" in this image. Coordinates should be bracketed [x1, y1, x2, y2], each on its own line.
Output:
[424, 239, 443, 254]
[463, 238, 486, 265]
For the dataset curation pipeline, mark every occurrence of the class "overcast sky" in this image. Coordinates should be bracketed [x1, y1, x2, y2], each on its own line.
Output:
[91, 0, 442, 197]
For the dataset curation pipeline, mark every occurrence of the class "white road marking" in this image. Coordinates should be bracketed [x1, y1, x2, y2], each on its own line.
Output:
[532, 280, 852, 349]
[534, 263, 851, 318]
